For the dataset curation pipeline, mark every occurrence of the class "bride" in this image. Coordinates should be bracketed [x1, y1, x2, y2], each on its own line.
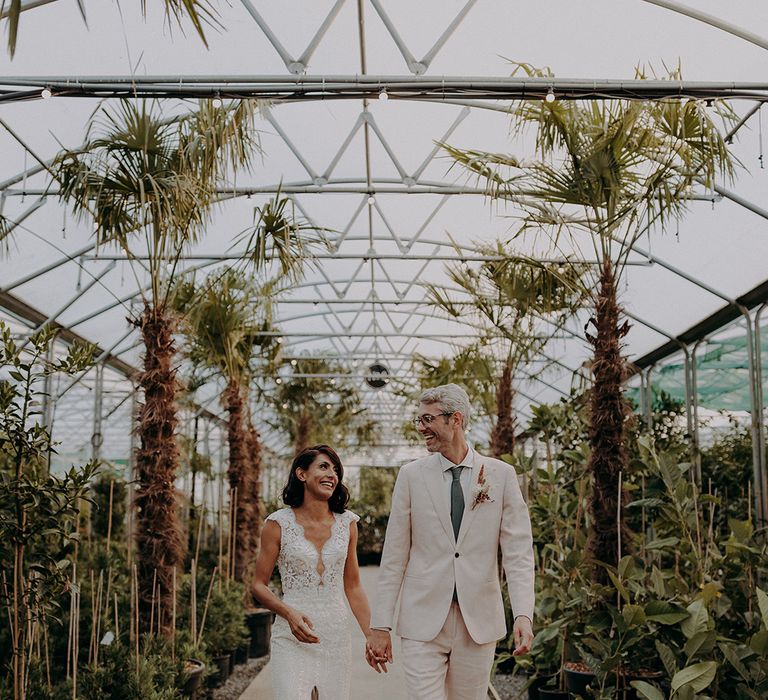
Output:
[252, 445, 379, 699]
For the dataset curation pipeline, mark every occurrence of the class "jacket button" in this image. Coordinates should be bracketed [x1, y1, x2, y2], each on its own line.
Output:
[455, 552, 460, 558]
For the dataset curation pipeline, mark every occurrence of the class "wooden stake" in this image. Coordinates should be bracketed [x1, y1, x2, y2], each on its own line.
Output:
[196, 567, 218, 647]
[106, 479, 115, 552]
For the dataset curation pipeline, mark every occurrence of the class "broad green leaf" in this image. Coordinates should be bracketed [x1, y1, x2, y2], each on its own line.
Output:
[646, 537, 680, 550]
[655, 640, 677, 676]
[720, 642, 751, 682]
[630, 680, 666, 700]
[683, 630, 715, 659]
[623, 604, 646, 627]
[671, 661, 717, 693]
[680, 599, 709, 639]
[607, 569, 630, 603]
[756, 588, 768, 630]
[750, 629, 768, 656]
[646, 600, 689, 625]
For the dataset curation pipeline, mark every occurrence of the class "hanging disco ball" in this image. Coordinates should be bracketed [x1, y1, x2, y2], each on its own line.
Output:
[365, 362, 390, 389]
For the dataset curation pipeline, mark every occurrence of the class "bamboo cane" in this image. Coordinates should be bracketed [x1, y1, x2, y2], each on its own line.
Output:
[617, 470, 623, 610]
[149, 569, 158, 637]
[190, 559, 197, 644]
[194, 504, 205, 567]
[196, 567, 218, 647]
[114, 593, 119, 641]
[95, 570, 104, 665]
[172, 567, 177, 660]
[106, 479, 114, 552]
[132, 564, 139, 678]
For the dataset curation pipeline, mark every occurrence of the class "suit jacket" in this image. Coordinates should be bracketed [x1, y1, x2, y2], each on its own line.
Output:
[371, 451, 535, 644]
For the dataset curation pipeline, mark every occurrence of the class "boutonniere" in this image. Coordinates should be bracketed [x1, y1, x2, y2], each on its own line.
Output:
[470, 464, 494, 510]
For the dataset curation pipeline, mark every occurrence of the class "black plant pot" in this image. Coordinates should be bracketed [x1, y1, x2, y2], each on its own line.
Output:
[245, 608, 273, 658]
[234, 643, 249, 665]
[539, 689, 569, 700]
[206, 653, 231, 688]
[180, 659, 205, 700]
[526, 674, 553, 700]
[564, 664, 595, 698]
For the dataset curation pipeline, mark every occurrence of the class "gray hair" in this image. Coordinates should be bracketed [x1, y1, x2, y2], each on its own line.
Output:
[419, 384, 471, 431]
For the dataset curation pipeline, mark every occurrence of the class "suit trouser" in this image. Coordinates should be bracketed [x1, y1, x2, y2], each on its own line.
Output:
[400, 602, 496, 700]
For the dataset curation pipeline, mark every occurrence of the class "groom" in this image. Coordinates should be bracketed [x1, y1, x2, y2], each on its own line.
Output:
[367, 384, 535, 699]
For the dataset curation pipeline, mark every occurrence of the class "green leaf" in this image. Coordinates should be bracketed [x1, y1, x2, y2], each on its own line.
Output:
[670, 661, 717, 693]
[750, 629, 768, 656]
[655, 640, 678, 676]
[680, 599, 709, 639]
[720, 642, 751, 682]
[645, 600, 689, 625]
[630, 680, 666, 700]
[646, 537, 680, 550]
[683, 630, 715, 659]
[756, 588, 768, 630]
[607, 569, 630, 603]
[623, 604, 646, 627]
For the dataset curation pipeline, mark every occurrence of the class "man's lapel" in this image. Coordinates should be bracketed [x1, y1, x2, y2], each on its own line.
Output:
[456, 452, 485, 548]
[420, 454, 455, 543]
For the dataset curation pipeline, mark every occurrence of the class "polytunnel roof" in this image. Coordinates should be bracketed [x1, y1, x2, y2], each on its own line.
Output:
[2, 0, 768, 465]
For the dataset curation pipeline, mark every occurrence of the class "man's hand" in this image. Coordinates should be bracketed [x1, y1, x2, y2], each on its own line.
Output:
[365, 629, 393, 673]
[285, 608, 319, 644]
[512, 616, 534, 656]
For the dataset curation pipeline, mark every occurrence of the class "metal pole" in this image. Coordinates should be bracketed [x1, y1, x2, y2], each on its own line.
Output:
[753, 304, 768, 526]
[690, 340, 704, 485]
[643, 366, 655, 431]
[739, 305, 765, 526]
[41, 330, 57, 473]
[91, 363, 104, 462]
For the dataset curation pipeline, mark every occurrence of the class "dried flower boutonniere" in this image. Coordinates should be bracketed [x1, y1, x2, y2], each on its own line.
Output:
[470, 464, 494, 510]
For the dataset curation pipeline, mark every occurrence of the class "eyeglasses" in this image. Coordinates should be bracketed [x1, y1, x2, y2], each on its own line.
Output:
[411, 412, 453, 427]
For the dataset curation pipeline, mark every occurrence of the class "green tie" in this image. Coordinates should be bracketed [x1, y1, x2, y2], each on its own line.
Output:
[450, 466, 464, 540]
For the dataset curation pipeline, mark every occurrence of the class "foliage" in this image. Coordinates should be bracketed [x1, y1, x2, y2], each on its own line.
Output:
[90, 471, 128, 542]
[0, 323, 98, 699]
[512, 401, 768, 699]
[264, 357, 378, 455]
[349, 468, 398, 562]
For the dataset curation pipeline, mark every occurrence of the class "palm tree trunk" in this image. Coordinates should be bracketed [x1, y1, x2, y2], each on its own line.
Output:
[586, 260, 632, 582]
[244, 420, 264, 585]
[223, 378, 250, 583]
[294, 412, 312, 455]
[134, 303, 185, 634]
[490, 356, 516, 458]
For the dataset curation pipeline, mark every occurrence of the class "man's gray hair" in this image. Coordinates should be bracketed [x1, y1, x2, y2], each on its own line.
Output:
[419, 384, 471, 431]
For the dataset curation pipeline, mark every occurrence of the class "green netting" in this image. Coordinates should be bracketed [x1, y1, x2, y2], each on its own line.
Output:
[640, 326, 768, 412]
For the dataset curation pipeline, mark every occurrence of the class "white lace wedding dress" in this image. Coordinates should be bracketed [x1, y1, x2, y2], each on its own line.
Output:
[266, 507, 360, 699]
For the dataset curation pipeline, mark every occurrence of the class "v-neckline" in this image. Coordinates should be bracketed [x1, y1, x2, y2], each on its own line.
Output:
[290, 508, 338, 578]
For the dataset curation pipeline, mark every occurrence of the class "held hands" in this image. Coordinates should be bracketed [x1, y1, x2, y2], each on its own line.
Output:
[512, 616, 534, 656]
[365, 629, 393, 673]
[286, 608, 320, 644]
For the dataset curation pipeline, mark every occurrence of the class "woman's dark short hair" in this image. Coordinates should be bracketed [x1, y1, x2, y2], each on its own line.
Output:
[282, 445, 350, 513]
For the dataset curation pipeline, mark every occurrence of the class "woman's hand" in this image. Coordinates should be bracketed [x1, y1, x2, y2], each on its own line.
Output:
[286, 608, 320, 644]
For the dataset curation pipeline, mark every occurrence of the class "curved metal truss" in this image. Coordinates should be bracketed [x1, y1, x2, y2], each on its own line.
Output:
[2, 0, 768, 518]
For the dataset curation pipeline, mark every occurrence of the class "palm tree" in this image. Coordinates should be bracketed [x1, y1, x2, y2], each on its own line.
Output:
[3, 1, 217, 58]
[54, 99, 259, 632]
[265, 358, 378, 455]
[173, 269, 277, 583]
[443, 66, 734, 580]
[428, 246, 586, 458]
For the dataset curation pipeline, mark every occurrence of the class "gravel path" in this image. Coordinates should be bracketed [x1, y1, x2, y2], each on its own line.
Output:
[491, 673, 527, 699]
[212, 656, 270, 700]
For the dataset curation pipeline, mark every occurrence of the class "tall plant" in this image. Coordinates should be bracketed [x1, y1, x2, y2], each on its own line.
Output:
[54, 99, 259, 632]
[0, 323, 97, 700]
[173, 269, 277, 583]
[429, 246, 586, 458]
[444, 66, 734, 580]
[266, 358, 377, 455]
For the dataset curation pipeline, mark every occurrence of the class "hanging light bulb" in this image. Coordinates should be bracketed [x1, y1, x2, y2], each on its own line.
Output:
[367, 195, 376, 206]
[282, 402, 288, 409]
[275, 378, 282, 385]
[378, 88, 388, 101]
[41, 87, 52, 100]
[545, 88, 556, 103]
[290, 359, 298, 366]
[325, 403, 332, 410]
[212, 94, 223, 108]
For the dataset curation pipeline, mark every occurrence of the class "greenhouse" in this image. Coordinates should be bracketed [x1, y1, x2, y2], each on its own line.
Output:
[2, 1, 768, 699]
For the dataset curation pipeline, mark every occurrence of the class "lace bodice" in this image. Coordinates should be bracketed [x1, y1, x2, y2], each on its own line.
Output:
[267, 507, 359, 597]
